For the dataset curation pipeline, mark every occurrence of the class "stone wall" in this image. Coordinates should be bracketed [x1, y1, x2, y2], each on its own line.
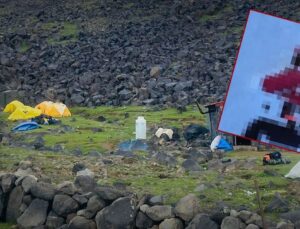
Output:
[0, 169, 297, 229]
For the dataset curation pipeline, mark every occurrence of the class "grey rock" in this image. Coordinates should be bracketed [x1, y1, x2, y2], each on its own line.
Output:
[281, 210, 300, 223]
[74, 175, 96, 193]
[174, 194, 200, 221]
[57, 181, 77, 195]
[149, 195, 165, 205]
[71, 94, 85, 104]
[238, 210, 252, 222]
[159, 218, 183, 229]
[182, 159, 202, 172]
[150, 66, 162, 77]
[17, 199, 48, 228]
[186, 214, 219, 229]
[72, 194, 88, 206]
[95, 196, 137, 229]
[21, 175, 37, 193]
[22, 195, 32, 206]
[136, 211, 154, 228]
[95, 186, 125, 201]
[52, 194, 79, 217]
[1, 174, 16, 193]
[33, 136, 45, 149]
[153, 152, 177, 167]
[245, 213, 263, 227]
[68, 216, 96, 229]
[221, 216, 243, 229]
[265, 193, 289, 213]
[78, 195, 106, 219]
[276, 221, 294, 229]
[30, 182, 56, 200]
[145, 205, 174, 221]
[6, 186, 24, 222]
[245, 224, 259, 229]
[46, 215, 65, 229]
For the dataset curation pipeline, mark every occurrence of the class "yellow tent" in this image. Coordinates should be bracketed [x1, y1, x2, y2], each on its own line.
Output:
[35, 101, 71, 117]
[8, 106, 42, 121]
[3, 100, 24, 113]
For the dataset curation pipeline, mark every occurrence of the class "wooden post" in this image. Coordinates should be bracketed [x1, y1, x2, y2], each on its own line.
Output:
[254, 180, 267, 229]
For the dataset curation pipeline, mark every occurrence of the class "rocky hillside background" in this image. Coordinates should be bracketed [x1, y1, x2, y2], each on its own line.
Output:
[1, 0, 300, 107]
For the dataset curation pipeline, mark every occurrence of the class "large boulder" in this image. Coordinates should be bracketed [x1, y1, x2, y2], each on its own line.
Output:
[159, 218, 183, 229]
[17, 198, 48, 228]
[221, 216, 244, 229]
[74, 175, 96, 193]
[57, 181, 77, 195]
[152, 152, 177, 167]
[68, 216, 97, 229]
[280, 210, 300, 223]
[6, 186, 24, 222]
[52, 194, 79, 217]
[145, 205, 174, 221]
[186, 214, 219, 229]
[95, 186, 125, 201]
[30, 182, 56, 200]
[136, 211, 154, 228]
[95, 196, 137, 229]
[21, 175, 37, 193]
[1, 174, 16, 193]
[265, 193, 289, 213]
[174, 194, 200, 221]
[181, 159, 202, 172]
[77, 195, 106, 219]
[46, 215, 65, 229]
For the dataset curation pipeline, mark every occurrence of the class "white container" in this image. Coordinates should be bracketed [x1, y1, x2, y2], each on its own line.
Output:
[136, 116, 146, 139]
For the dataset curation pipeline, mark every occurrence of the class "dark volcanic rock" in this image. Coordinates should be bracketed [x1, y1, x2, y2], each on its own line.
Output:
[74, 175, 96, 193]
[52, 194, 79, 217]
[6, 186, 24, 222]
[95, 186, 125, 201]
[186, 214, 219, 229]
[17, 198, 48, 228]
[136, 211, 154, 228]
[1, 174, 16, 193]
[30, 182, 56, 200]
[68, 216, 96, 229]
[95, 196, 137, 229]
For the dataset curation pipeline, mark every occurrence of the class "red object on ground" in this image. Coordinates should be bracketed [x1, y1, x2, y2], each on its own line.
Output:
[263, 68, 300, 105]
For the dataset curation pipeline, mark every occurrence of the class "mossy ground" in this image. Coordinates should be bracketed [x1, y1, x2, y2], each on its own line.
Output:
[1, 106, 300, 222]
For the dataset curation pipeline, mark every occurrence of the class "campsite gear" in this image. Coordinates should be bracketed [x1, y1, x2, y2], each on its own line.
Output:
[118, 139, 148, 151]
[210, 135, 233, 152]
[285, 161, 300, 178]
[3, 100, 24, 113]
[263, 151, 291, 165]
[8, 106, 42, 121]
[12, 121, 40, 132]
[136, 116, 146, 139]
[183, 124, 209, 142]
[197, 101, 223, 141]
[35, 101, 71, 117]
[155, 128, 173, 140]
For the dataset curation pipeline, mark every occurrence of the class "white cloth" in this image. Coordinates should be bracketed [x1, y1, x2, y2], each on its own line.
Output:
[285, 161, 300, 179]
[155, 128, 173, 139]
[210, 135, 221, 152]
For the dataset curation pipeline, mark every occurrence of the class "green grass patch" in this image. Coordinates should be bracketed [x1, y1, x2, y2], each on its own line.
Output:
[0, 223, 14, 229]
[19, 40, 30, 53]
[43, 21, 78, 45]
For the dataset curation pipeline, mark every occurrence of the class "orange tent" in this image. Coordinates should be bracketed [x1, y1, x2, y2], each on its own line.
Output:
[35, 101, 71, 117]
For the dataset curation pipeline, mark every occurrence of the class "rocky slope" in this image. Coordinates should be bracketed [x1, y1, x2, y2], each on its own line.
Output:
[1, 0, 300, 107]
